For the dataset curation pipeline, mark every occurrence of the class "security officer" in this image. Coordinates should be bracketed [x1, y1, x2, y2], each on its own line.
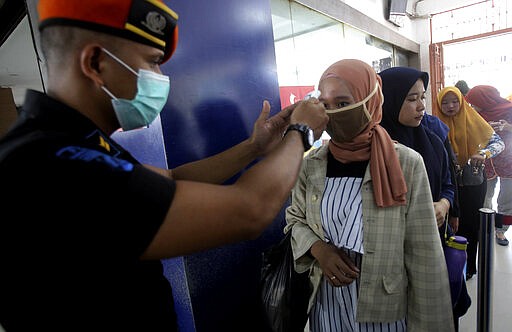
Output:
[0, 0, 328, 330]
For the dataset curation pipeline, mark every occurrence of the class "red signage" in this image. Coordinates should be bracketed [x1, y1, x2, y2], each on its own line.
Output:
[279, 86, 315, 108]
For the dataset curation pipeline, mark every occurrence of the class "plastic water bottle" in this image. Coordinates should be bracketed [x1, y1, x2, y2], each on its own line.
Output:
[444, 235, 468, 282]
[444, 235, 468, 304]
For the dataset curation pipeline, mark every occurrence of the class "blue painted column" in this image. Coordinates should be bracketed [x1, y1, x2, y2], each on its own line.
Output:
[112, 120, 196, 332]
[159, 0, 285, 331]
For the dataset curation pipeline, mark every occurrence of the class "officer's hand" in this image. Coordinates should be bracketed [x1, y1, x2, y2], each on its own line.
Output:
[290, 98, 328, 140]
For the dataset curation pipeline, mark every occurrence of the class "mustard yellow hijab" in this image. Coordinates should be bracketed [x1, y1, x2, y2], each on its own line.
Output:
[436, 86, 494, 165]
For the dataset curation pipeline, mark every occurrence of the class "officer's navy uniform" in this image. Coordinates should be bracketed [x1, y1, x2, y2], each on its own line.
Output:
[0, 90, 178, 331]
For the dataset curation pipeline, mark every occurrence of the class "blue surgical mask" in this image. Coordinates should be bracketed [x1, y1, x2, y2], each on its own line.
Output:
[101, 48, 170, 131]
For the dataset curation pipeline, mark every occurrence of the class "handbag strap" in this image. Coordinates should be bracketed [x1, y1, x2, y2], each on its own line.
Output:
[444, 215, 449, 241]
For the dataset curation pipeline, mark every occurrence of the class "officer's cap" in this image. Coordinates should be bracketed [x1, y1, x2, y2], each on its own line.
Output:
[38, 0, 179, 63]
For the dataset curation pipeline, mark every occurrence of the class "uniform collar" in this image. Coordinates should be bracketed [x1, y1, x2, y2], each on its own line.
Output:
[20, 90, 123, 157]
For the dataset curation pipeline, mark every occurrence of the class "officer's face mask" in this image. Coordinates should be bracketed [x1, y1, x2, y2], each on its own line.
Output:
[100, 48, 170, 131]
[325, 83, 378, 142]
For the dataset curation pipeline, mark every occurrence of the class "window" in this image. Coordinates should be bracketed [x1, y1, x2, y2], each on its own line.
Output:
[271, 0, 404, 108]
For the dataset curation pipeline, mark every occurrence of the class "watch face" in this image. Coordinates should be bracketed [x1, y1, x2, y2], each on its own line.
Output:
[307, 129, 314, 146]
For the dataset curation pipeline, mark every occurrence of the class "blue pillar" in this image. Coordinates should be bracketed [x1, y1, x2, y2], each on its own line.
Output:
[162, 0, 284, 331]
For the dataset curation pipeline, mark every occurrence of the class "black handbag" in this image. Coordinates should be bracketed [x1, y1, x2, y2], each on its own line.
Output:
[457, 162, 484, 186]
[260, 231, 311, 332]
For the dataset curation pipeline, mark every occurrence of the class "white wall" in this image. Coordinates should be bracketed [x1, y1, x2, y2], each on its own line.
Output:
[0, 16, 43, 105]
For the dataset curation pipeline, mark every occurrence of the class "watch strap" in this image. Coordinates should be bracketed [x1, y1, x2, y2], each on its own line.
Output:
[285, 123, 313, 151]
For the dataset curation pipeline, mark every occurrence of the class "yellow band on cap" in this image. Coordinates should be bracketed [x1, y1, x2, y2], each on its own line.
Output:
[147, 0, 179, 20]
[125, 23, 166, 47]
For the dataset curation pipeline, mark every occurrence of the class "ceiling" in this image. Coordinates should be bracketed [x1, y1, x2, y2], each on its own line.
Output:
[0, 0, 483, 106]
[0, 15, 43, 105]
[0, 0, 42, 105]
[0, 0, 25, 46]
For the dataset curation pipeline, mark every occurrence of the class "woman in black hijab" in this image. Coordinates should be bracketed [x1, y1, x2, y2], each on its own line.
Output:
[379, 67, 470, 331]
[379, 67, 453, 222]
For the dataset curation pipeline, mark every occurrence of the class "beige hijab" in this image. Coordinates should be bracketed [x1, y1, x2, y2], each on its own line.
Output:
[319, 59, 407, 207]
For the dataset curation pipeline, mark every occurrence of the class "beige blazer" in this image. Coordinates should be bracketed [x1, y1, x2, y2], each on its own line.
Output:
[285, 143, 454, 332]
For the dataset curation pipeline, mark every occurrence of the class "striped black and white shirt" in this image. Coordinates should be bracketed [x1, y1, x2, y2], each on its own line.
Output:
[309, 153, 406, 332]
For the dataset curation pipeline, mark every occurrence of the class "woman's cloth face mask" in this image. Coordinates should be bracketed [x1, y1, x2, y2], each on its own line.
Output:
[101, 48, 170, 131]
[325, 83, 378, 142]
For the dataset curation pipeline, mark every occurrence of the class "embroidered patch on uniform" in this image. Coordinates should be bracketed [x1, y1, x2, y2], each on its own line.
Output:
[84, 129, 120, 157]
[56, 146, 133, 172]
[98, 136, 110, 152]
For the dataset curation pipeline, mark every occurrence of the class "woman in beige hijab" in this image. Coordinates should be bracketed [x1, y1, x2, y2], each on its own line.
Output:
[285, 59, 454, 331]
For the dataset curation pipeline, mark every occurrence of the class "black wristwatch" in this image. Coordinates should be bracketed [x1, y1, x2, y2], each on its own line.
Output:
[284, 124, 314, 151]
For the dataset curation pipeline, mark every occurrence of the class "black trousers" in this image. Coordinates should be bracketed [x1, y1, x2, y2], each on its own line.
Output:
[457, 179, 487, 275]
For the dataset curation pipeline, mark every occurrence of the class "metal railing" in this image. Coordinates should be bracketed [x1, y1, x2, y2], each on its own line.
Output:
[477, 208, 495, 332]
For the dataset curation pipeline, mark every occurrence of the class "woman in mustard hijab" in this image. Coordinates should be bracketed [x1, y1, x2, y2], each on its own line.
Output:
[436, 87, 504, 280]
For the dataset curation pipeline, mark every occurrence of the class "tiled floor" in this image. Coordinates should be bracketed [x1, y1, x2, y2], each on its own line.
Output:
[459, 227, 512, 332]
[1, 231, 509, 332]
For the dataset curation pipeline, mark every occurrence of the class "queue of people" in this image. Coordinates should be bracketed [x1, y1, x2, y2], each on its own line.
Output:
[282, 67, 508, 331]
[0, 1, 507, 331]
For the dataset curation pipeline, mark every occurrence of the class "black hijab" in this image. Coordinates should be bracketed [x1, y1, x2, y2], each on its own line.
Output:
[379, 67, 446, 201]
